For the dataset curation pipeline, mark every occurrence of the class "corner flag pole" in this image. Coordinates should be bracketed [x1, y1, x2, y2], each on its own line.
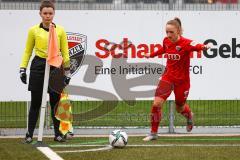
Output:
[37, 23, 63, 142]
[37, 62, 50, 142]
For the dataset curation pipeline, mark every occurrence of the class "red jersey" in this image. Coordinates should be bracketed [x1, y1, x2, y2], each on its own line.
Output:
[152, 36, 204, 82]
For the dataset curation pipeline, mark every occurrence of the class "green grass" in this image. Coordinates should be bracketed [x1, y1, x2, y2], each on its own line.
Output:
[0, 139, 47, 160]
[60, 147, 240, 160]
[0, 100, 240, 128]
[51, 136, 240, 160]
[1, 136, 240, 160]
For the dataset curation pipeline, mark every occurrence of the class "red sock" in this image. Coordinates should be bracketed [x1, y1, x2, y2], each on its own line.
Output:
[150, 105, 162, 133]
[180, 104, 192, 119]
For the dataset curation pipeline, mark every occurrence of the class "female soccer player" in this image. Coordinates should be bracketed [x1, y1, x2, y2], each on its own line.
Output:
[19, 0, 70, 143]
[143, 17, 210, 141]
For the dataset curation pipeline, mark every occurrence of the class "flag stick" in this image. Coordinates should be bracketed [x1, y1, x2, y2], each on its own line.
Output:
[37, 62, 50, 142]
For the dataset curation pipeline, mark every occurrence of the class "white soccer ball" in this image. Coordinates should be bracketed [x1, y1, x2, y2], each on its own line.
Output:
[109, 130, 128, 148]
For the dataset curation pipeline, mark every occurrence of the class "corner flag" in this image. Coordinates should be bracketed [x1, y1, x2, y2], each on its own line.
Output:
[47, 24, 63, 68]
[38, 23, 62, 142]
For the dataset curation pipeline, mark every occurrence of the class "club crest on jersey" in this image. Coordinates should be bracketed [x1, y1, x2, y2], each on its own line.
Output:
[67, 32, 87, 76]
[176, 46, 181, 51]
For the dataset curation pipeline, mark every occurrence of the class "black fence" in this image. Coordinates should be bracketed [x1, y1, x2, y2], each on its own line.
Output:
[0, 100, 239, 129]
[0, 0, 239, 10]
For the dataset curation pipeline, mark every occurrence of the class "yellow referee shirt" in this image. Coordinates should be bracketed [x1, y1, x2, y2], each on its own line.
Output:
[20, 23, 70, 68]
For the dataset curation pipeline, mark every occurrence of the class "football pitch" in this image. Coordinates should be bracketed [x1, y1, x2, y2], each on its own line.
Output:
[1, 136, 240, 160]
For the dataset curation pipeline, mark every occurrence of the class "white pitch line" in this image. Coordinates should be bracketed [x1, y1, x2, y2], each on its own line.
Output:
[56, 145, 113, 153]
[37, 147, 64, 160]
[127, 144, 240, 147]
[53, 144, 240, 149]
[51, 144, 107, 148]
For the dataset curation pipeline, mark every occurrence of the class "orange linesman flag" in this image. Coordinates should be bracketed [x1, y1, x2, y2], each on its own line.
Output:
[55, 89, 73, 135]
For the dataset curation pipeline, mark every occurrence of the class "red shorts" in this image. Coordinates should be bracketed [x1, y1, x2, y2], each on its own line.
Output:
[155, 76, 190, 106]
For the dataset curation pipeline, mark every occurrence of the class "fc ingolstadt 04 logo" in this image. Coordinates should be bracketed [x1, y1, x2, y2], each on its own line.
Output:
[67, 32, 87, 76]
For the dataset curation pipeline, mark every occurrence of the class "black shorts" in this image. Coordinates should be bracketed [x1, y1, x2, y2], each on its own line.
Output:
[28, 56, 56, 92]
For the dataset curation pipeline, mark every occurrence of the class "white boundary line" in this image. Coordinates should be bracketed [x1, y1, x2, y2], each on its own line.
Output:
[52, 144, 107, 148]
[53, 144, 240, 148]
[56, 146, 113, 153]
[127, 144, 240, 147]
[37, 147, 64, 160]
[55, 144, 240, 154]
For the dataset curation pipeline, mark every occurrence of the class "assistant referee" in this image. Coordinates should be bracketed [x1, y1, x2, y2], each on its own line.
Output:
[20, 0, 70, 143]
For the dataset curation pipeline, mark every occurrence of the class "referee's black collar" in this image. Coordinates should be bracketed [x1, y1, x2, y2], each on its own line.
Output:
[39, 22, 56, 32]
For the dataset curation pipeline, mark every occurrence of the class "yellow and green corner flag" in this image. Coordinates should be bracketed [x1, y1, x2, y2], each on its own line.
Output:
[55, 89, 73, 135]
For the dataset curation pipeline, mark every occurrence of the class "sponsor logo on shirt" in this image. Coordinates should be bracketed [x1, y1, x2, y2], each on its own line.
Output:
[167, 53, 181, 60]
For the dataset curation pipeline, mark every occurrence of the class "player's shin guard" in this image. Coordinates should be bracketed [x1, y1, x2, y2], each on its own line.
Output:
[180, 104, 192, 119]
[150, 105, 162, 133]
